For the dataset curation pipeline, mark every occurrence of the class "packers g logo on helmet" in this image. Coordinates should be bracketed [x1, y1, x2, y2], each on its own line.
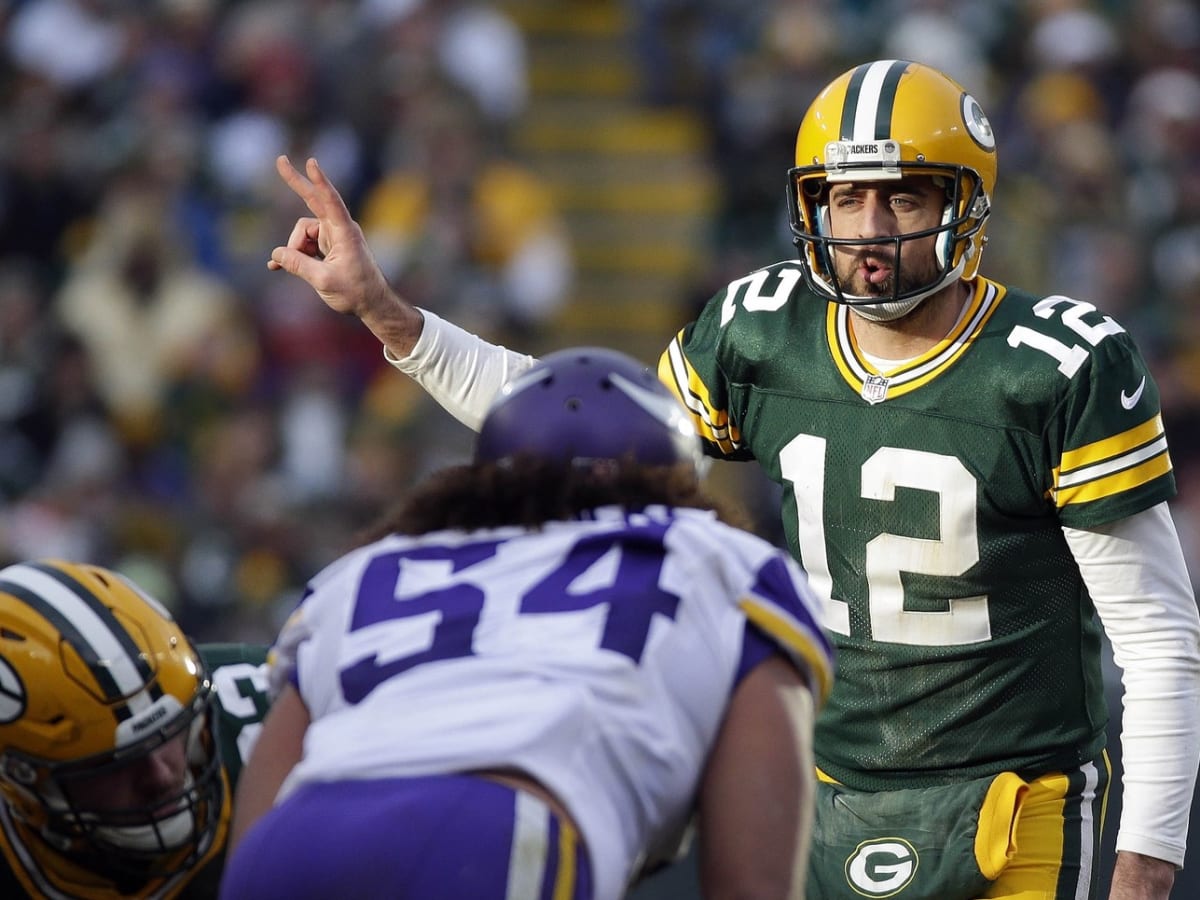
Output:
[787, 59, 997, 316]
[961, 94, 995, 152]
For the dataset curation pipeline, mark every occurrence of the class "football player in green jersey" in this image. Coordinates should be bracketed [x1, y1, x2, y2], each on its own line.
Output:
[0, 559, 270, 899]
[265, 59, 1200, 899]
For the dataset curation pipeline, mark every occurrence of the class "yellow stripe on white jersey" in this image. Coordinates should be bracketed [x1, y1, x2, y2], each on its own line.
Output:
[738, 596, 835, 704]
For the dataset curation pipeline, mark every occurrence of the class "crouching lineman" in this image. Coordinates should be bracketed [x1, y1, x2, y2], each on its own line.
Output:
[221, 347, 835, 900]
[0, 560, 270, 898]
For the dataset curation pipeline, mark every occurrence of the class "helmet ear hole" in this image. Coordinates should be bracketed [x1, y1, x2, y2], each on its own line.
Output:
[3, 757, 38, 787]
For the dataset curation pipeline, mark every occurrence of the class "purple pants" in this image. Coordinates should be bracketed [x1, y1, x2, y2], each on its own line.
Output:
[219, 774, 592, 900]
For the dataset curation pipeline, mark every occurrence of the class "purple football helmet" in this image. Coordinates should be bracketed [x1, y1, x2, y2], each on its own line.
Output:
[474, 347, 701, 469]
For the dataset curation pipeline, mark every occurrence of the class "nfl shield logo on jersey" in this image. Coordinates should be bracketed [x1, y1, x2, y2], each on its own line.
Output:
[861, 374, 889, 405]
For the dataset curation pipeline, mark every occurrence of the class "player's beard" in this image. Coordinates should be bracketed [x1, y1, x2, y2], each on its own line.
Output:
[837, 246, 941, 297]
[832, 245, 942, 322]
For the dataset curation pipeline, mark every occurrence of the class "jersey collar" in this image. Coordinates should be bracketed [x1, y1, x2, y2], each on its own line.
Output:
[827, 277, 1006, 403]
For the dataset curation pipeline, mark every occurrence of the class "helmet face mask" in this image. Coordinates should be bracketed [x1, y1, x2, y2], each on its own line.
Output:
[33, 688, 221, 870]
[0, 561, 224, 880]
[787, 59, 997, 318]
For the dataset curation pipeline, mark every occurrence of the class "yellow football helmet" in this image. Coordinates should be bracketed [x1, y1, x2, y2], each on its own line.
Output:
[0, 560, 222, 879]
[787, 59, 997, 314]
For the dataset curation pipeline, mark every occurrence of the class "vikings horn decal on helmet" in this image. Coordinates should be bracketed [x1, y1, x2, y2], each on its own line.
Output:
[475, 347, 702, 470]
[0, 560, 223, 877]
[786, 59, 997, 320]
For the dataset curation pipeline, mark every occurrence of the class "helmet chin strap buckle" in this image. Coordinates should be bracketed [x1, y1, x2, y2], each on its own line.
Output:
[824, 140, 902, 182]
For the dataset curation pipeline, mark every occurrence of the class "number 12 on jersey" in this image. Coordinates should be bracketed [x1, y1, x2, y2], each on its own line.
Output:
[781, 433, 991, 647]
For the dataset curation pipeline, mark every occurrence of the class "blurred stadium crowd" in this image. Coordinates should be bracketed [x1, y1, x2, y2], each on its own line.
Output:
[1, 0, 1199, 646]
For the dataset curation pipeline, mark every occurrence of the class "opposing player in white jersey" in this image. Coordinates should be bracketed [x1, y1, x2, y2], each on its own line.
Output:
[221, 347, 833, 900]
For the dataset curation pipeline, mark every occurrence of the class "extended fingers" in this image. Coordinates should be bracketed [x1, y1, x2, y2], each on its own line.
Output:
[275, 155, 354, 227]
[304, 157, 356, 226]
[275, 154, 314, 203]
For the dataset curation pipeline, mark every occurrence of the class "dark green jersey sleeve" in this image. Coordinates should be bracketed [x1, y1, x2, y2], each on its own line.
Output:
[659, 262, 813, 461]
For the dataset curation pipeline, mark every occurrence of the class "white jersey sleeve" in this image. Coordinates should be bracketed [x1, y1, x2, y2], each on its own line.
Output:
[269, 506, 832, 900]
[1064, 501, 1200, 867]
[382, 308, 537, 430]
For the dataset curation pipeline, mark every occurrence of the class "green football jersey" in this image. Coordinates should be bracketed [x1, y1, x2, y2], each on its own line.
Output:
[659, 264, 1175, 790]
[0, 643, 269, 899]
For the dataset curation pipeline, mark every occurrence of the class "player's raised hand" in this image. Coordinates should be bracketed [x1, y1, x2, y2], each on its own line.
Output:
[269, 155, 392, 320]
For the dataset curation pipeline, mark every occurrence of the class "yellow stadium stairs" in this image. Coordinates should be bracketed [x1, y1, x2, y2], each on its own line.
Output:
[499, 0, 719, 364]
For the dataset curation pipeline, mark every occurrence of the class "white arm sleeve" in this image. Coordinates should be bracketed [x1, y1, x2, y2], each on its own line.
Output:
[1064, 501, 1200, 867]
[382, 309, 538, 431]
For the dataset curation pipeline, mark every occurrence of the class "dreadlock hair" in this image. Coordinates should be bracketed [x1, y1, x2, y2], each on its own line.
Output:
[355, 454, 751, 545]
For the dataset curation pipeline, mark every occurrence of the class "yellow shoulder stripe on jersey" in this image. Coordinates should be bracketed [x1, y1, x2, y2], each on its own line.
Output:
[658, 333, 742, 455]
[1052, 414, 1172, 506]
[828, 278, 1006, 400]
[738, 596, 834, 704]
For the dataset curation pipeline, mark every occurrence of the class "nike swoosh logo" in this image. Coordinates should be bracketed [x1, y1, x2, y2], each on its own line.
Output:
[1120, 376, 1146, 410]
